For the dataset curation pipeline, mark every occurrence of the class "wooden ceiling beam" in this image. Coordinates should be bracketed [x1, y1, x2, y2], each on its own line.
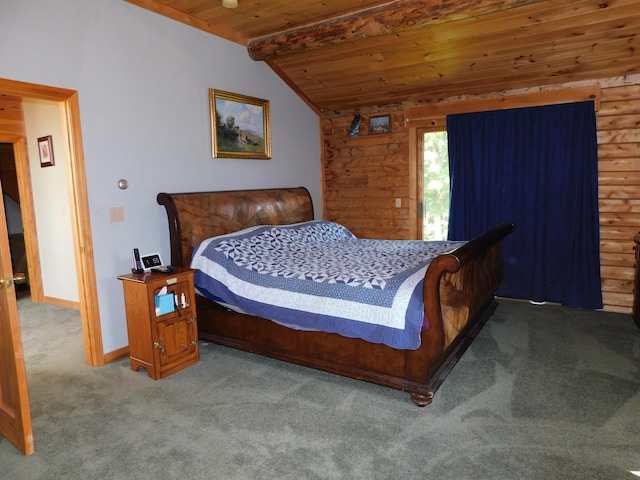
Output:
[247, 0, 545, 61]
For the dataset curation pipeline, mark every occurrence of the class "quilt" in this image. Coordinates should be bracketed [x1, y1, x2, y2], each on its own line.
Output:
[191, 220, 464, 349]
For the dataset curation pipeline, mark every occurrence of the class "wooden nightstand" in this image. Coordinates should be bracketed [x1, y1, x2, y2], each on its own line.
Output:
[117, 267, 199, 379]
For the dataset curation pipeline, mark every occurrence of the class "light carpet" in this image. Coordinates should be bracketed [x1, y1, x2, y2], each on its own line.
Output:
[1, 298, 639, 479]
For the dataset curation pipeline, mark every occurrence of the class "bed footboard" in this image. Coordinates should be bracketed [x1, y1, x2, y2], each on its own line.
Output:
[407, 222, 515, 405]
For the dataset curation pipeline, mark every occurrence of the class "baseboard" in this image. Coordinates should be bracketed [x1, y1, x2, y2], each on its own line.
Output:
[42, 296, 80, 310]
[103, 345, 129, 364]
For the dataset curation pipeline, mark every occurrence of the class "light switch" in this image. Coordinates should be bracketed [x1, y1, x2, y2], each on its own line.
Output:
[109, 206, 124, 222]
[395, 198, 402, 208]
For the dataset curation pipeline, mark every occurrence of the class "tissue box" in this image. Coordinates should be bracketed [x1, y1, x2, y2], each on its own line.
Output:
[154, 293, 176, 316]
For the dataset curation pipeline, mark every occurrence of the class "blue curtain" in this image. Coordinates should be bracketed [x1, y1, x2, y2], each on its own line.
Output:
[447, 101, 602, 309]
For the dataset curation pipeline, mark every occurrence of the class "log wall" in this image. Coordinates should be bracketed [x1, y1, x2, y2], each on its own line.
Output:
[321, 76, 640, 313]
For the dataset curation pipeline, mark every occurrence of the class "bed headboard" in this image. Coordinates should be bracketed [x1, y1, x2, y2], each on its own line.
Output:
[157, 187, 314, 267]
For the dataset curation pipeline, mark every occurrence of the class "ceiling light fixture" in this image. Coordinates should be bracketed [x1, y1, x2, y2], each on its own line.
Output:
[222, 0, 238, 8]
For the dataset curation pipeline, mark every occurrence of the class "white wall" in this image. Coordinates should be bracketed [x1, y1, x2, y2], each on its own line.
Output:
[23, 98, 79, 303]
[0, 0, 322, 354]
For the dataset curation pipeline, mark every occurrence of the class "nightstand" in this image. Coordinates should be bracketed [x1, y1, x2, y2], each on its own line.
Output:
[117, 267, 199, 379]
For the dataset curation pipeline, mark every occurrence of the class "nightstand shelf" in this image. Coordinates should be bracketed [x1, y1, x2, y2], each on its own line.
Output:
[118, 267, 199, 379]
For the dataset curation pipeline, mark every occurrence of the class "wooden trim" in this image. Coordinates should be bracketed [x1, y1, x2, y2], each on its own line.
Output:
[63, 92, 104, 366]
[42, 296, 80, 310]
[404, 85, 601, 127]
[103, 345, 129, 364]
[0, 78, 104, 367]
[408, 127, 418, 240]
[319, 116, 326, 221]
[0, 136, 44, 304]
[266, 59, 323, 116]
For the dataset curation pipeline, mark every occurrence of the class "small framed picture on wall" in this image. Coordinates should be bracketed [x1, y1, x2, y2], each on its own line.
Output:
[369, 115, 390, 135]
[37, 135, 55, 167]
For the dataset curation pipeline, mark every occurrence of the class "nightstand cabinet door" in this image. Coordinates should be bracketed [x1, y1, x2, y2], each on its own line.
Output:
[155, 313, 198, 374]
[118, 268, 199, 379]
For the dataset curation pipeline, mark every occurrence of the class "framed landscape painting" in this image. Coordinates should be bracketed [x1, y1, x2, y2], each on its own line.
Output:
[210, 89, 271, 159]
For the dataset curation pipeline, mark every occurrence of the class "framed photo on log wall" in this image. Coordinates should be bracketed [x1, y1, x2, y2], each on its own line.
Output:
[210, 89, 271, 159]
[369, 115, 390, 135]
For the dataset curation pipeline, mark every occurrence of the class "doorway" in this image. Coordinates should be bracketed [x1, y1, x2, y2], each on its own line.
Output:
[0, 142, 30, 300]
[0, 78, 104, 367]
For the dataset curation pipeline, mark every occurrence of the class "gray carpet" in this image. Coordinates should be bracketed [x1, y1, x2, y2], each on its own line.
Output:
[1, 298, 639, 479]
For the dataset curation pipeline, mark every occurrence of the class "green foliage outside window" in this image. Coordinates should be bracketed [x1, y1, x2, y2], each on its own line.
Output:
[423, 131, 450, 241]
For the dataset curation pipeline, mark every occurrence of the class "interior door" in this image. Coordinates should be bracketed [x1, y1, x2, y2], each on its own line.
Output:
[0, 179, 34, 455]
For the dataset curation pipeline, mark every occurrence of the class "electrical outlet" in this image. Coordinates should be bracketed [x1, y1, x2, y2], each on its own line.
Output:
[109, 206, 124, 222]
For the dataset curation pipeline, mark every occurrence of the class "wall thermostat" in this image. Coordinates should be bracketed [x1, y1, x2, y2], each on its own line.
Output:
[141, 253, 163, 271]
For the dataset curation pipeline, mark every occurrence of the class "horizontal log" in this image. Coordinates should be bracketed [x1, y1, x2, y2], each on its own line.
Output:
[597, 113, 640, 130]
[598, 158, 640, 172]
[600, 213, 640, 227]
[602, 276, 634, 288]
[325, 157, 408, 170]
[327, 143, 409, 158]
[602, 290, 633, 305]
[326, 207, 409, 220]
[599, 226, 639, 241]
[599, 199, 640, 213]
[598, 129, 640, 144]
[600, 238, 635, 253]
[324, 164, 408, 180]
[324, 187, 409, 199]
[598, 171, 640, 185]
[598, 143, 640, 158]
[599, 186, 640, 199]
[598, 100, 640, 117]
[600, 251, 634, 267]
[601, 265, 634, 280]
[600, 84, 640, 102]
[247, 0, 544, 61]
[325, 196, 405, 210]
[405, 86, 600, 123]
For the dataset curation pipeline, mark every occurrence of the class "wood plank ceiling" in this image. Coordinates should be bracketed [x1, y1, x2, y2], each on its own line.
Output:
[125, 0, 640, 113]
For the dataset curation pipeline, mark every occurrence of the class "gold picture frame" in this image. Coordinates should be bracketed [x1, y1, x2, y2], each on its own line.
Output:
[210, 89, 271, 159]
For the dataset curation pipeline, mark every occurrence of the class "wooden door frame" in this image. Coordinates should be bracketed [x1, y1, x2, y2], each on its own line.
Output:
[0, 78, 104, 366]
[1, 137, 44, 303]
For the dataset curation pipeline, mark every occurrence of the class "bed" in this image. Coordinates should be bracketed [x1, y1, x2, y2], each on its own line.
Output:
[157, 187, 514, 406]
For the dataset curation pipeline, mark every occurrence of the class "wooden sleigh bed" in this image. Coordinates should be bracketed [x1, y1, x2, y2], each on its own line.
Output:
[157, 187, 514, 406]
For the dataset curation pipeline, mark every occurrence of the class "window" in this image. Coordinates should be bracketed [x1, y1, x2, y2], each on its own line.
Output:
[421, 131, 450, 241]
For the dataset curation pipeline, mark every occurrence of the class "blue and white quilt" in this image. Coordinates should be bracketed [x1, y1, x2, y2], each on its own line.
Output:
[191, 220, 464, 350]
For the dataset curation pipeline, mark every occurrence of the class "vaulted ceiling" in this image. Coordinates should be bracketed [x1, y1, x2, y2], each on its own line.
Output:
[125, 0, 640, 113]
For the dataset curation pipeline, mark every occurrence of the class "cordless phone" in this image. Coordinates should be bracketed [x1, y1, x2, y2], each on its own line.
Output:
[131, 248, 144, 274]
